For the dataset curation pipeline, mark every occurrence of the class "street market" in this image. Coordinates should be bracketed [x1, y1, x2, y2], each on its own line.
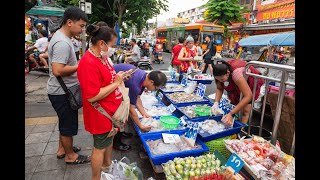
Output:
[25, 0, 295, 180]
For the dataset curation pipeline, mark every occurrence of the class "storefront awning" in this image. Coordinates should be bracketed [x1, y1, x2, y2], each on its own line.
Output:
[243, 22, 295, 31]
[239, 31, 295, 46]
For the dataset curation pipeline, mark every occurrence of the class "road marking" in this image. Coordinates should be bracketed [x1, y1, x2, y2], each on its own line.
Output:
[25, 114, 84, 126]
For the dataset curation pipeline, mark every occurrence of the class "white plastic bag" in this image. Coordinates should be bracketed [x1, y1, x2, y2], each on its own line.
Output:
[101, 172, 114, 180]
[184, 81, 197, 94]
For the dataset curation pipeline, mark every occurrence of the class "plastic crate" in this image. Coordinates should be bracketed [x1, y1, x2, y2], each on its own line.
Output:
[159, 82, 185, 93]
[187, 78, 213, 84]
[197, 117, 246, 142]
[162, 91, 210, 106]
[140, 131, 209, 165]
[174, 101, 224, 122]
[205, 134, 237, 159]
[132, 115, 186, 136]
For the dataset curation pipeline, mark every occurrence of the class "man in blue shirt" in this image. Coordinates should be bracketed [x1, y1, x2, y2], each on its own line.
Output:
[113, 64, 167, 151]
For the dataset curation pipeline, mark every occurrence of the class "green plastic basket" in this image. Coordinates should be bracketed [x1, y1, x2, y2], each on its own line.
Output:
[160, 116, 180, 129]
[204, 134, 237, 159]
[194, 106, 211, 116]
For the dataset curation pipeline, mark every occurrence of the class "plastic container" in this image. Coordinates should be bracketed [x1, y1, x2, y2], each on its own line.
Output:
[162, 91, 210, 106]
[132, 116, 186, 136]
[174, 101, 224, 122]
[160, 116, 180, 129]
[187, 78, 213, 84]
[140, 131, 209, 165]
[197, 117, 246, 142]
[159, 82, 185, 93]
[194, 106, 211, 116]
[205, 134, 237, 159]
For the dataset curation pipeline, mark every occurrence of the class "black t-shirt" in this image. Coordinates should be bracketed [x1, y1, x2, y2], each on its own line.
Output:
[204, 40, 216, 59]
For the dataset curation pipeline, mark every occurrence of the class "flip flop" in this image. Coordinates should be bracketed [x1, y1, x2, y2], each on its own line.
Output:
[65, 154, 91, 165]
[56, 146, 81, 159]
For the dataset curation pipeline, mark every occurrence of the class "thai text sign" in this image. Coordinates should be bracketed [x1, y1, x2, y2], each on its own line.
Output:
[256, 0, 295, 21]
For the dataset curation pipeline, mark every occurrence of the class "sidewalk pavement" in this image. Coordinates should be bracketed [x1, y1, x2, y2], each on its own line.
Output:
[25, 114, 165, 180]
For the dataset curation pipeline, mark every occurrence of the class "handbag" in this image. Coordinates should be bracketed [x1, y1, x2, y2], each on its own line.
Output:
[91, 83, 130, 134]
[56, 77, 83, 110]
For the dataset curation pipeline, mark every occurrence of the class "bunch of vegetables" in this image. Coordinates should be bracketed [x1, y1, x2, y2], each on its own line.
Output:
[162, 153, 225, 180]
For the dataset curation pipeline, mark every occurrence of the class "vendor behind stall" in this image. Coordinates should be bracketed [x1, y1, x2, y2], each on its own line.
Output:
[211, 60, 264, 126]
[113, 64, 167, 151]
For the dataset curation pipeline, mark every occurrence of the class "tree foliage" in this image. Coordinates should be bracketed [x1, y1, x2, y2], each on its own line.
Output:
[56, 0, 168, 35]
[204, 0, 245, 27]
[25, 0, 38, 13]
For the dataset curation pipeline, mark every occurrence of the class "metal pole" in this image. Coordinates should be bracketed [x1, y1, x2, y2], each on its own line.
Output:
[259, 79, 269, 136]
[79, 0, 87, 58]
[290, 132, 295, 156]
[248, 77, 258, 136]
[270, 71, 288, 145]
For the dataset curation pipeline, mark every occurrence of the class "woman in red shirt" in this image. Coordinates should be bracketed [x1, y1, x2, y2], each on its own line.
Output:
[177, 36, 199, 73]
[212, 60, 264, 126]
[77, 25, 127, 180]
[171, 37, 185, 72]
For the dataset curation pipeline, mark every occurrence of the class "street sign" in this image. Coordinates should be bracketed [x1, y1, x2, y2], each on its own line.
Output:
[225, 153, 245, 173]
[85, 2, 92, 14]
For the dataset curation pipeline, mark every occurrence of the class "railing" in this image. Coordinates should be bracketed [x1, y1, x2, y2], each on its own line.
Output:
[240, 61, 295, 155]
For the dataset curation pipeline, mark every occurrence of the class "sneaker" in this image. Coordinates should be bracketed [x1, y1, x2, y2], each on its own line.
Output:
[113, 142, 132, 151]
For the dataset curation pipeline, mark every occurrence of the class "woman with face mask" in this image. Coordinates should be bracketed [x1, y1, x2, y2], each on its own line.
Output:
[77, 24, 129, 180]
[211, 60, 264, 127]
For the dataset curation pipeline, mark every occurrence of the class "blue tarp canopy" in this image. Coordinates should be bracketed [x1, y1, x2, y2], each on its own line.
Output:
[239, 31, 295, 47]
[26, 6, 65, 17]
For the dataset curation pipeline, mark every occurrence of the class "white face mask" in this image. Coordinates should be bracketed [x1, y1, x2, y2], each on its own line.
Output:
[108, 48, 116, 57]
[224, 81, 229, 86]
[100, 50, 109, 59]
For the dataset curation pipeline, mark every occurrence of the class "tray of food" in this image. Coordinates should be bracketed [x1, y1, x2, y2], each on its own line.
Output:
[224, 136, 295, 180]
[160, 82, 186, 93]
[162, 91, 210, 106]
[133, 116, 186, 136]
[141, 131, 209, 165]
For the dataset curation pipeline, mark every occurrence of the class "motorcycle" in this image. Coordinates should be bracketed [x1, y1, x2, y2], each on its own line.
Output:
[130, 57, 153, 70]
[152, 43, 164, 64]
[25, 49, 49, 74]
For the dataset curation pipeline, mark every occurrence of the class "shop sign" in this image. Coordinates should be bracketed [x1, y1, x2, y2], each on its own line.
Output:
[256, 0, 295, 21]
[251, 28, 294, 35]
[167, 103, 176, 113]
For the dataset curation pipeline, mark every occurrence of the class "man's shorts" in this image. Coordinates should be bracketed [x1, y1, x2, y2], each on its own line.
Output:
[33, 51, 41, 58]
[204, 58, 213, 64]
[93, 131, 114, 149]
[48, 94, 78, 136]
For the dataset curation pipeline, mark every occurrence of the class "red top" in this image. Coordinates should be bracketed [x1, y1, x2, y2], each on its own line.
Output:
[179, 47, 198, 72]
[224, 59, 264, 105]
[77, 51, 122, 134]
[172, 44, 183, 66]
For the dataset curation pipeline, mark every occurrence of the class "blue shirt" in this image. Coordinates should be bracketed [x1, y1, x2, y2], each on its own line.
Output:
[113, 64, 147, 105]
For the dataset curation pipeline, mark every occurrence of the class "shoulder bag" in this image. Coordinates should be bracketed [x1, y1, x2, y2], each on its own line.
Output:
[57, 77, 83, 110]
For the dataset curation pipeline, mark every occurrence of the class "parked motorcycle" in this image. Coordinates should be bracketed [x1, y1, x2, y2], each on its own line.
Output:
[130, 57, 153, 70]
[152, 43, 164, 64]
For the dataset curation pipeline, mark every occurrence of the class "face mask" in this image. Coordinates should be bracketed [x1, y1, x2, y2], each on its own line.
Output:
[224, 81, 229, 86]
[108, 48, 116, 57]
[100, 50, 109, 59]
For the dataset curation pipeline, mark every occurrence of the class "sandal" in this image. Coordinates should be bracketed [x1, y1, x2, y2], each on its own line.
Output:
[65, 154, 91, 165]
[56, 146, 81, 159]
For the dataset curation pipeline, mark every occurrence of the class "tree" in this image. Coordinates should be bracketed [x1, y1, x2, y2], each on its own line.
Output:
[204, 0, 245, 41]
[25, 0, 38, 13]
[56, 0, 168, 35]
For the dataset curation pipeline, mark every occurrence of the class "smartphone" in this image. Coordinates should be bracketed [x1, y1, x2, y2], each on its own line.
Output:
[127, 67, 139, 76]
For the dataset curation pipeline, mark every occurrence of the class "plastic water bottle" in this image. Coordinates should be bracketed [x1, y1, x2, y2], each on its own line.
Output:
[172, 68, 176, 81]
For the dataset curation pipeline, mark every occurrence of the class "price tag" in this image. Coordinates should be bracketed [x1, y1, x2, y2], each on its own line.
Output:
[180, 75, 188, 87]
[196, 83, 206, 97]
[162, 133, 181, 144]
[158, 92, 163, 100]
[225, 153, 245, 173]
[167, 103, 176, 113]
[180, 115, 187, 126]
